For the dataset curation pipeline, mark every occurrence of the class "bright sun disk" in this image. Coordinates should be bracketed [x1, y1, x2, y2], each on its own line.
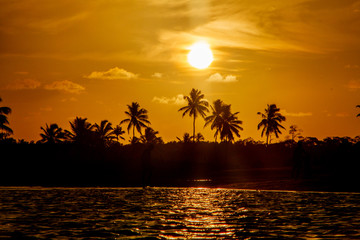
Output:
[187, 42, 213, 69]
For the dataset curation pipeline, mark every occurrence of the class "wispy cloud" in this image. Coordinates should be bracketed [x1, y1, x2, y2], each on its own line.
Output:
[344, 64, 359, 69]
[152, 94, 186, 105]
[335, 112, 350, 118]
[206, 73, 237, 83]
[169, 80, 185, 85]
[44, 80, 85, 94]
[39, 107, 53, 112]
[3, 79, 41, 90]
[2, 78, 85, 94]
[346, 80, 360, 91]
[282, 109, 312, 117]
[148, 0, 360, 64]
[85, 67, 138, 80]
[61, 97, 78, 102]
[27, 12, 89, 34]
[2, 0, 358, 64]
[152, 72, 163, 78]
[14, 71, 29, 75]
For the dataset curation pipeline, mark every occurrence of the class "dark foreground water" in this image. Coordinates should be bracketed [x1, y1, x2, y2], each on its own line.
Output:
[0, 187, 360, 239]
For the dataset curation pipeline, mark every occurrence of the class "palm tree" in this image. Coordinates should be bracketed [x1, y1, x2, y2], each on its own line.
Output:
[195, 132, 205, 142]
[289, 125, 302, 142]
[0, 97, 13, 135]
[94, 120, 116, 146]
[112, 124, 125, 141]
[204, 99, 225, 142]
[257, 104, 286, 146]
[130, 136, 140, 144]
[219, 107, 243, 142]
[39, 123, 66, 144]
[204, 99, 243, 142]
[68, 117, 94, 144]
[140, 127, 163, 144]
[176, 133, 192, 143]
[357, 105, 360, 117]
[178, 88, 209, 142]
[120, 102, 150, 139]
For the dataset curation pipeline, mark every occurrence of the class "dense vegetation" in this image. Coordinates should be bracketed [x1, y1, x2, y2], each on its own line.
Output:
[1, 91, 360, 191]
[1, 138, 360, 191]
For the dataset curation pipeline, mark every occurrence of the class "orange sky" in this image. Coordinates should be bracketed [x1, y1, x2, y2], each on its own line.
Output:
[1, 0, 360, 142]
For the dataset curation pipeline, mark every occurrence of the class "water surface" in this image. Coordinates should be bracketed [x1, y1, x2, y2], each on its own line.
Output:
[0, 187, 359, 239]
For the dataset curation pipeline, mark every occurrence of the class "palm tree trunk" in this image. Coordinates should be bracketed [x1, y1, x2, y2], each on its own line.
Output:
[193, 115, 196, 143]
[266, 133, 269, 146]
[133, 126, 135, 139]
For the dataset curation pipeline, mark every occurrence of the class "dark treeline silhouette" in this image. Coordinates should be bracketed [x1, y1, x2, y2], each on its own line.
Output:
[1, 137, 360, 191]
[0, 91, 270, 144]
[1, 96, 360, 191]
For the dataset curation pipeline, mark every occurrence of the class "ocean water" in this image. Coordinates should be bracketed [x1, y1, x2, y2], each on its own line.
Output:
[0, 187, 359, 239]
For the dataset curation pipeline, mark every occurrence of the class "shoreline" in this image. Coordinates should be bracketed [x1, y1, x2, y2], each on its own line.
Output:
[0, 178, 359, 193]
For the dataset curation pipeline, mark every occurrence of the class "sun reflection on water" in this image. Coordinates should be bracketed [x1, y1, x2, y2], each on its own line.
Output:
[156, 188, 248, 239]
[0, 188, 359, 239]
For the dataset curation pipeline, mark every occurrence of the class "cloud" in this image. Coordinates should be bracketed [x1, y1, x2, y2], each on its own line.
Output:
[346, 80, 360, 91]
[335, 112, 349, 118]
[169, 81, 185, 85]
[14, 71, 29, 75]
[44, 80, 85, 94]
[282, 110, 312, 117]
[152, 8, 308, 61]
[2, 79, 85, 94]
[3, 79, 41, 90]
[28, 12, 89, 34]
[152, 72, 163, 78]
[85, 67, 138, 80]
[149, 0, 360, 62]
[206, 73, 238, 83]
[344, 64, 359, 69]
[152, 94, 186, 105]
[61, 97, 78, 102]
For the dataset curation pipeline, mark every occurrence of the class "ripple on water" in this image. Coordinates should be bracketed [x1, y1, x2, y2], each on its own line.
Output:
[0, 187, 359, 239]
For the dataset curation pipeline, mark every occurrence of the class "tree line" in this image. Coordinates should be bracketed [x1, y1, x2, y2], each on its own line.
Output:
[1, 90, 360, 145]
[2, 94, 360, 189]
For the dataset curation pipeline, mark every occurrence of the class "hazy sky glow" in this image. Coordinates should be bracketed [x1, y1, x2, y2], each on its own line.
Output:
[1, 0, 360, 142]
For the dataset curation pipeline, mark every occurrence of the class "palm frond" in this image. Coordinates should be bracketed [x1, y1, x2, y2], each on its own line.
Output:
[0, 106, 11, 115]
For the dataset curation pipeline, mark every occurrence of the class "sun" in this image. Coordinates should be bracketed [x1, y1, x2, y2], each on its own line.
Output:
[187, 42, 214, 69]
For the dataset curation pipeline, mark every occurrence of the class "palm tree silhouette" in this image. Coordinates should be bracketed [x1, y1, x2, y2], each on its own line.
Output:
[94, 120, 116, 146]
[39, 123, 66, 144]
[357, 105, 360, 117]
[68, 117, 94, 144]
[112, 124, 125, 141]
[219, 106, 243, 142]
[176, 133, 192, 143]
[289, 125, 302, 142]
[195, 132, 205, 142]
[0, 97, 13, 135]
[205, 99, 243, 142]
[140, 127, 163, 144]
[204, 99, 225, 142]
[178, 88, 209, 142]
[120, 102, 150, 139]
[257, 104, 286, 146]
